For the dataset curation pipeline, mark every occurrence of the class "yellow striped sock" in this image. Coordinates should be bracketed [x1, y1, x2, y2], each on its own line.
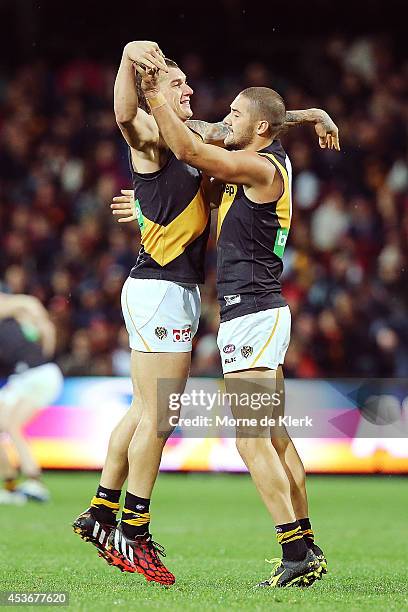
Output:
[121, 508, 151, 527]
[90, 496, 120, 515]
[276, 525, 303, 544]
[302, 528, 314, 539]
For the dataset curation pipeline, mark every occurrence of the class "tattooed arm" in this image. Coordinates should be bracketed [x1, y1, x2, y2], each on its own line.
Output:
[281, 108, 340, 150]
[186, 120, 230, 146]
[187, 111, 340, 150]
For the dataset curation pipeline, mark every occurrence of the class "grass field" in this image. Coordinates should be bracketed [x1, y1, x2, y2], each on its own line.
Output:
[0, 473, 407, 611]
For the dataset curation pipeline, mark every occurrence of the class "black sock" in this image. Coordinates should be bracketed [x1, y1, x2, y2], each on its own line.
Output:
[90, 485, 121, 525]
[121, 492, 150, 539]
[276, 520, 308, 561]
[299, 517, 315, 549]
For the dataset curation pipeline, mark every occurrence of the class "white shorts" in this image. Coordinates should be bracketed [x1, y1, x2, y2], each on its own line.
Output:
[0, 363, 64, 410]
[217, 305, 291, 374]
[121, 277, 201, 353]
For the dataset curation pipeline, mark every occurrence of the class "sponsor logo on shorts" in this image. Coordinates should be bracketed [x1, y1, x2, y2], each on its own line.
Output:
[173, 327, 192, 342]
[155, 327, 168, 340]
[241, 345, 253, 358]
[224, 357, 236, 364]
[223, 344, 236, 354]
[224, 294, 241, 306]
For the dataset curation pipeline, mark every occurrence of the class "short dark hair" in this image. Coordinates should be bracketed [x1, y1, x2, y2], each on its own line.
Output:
[135, 58, 179, 113]
[240, 87, 286, 136]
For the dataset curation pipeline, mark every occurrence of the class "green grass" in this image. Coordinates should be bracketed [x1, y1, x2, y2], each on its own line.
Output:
[0, 473, 407, 611]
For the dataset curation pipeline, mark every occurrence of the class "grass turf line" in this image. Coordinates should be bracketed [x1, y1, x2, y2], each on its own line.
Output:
[0, 473, 407, 611]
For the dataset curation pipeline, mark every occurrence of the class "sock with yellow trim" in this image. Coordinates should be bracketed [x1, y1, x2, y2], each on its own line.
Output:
[121, 492, 150, 539]
[276, 520, 308, 561]
[90, 485, 121, 525]
[299, 517, 315, 549]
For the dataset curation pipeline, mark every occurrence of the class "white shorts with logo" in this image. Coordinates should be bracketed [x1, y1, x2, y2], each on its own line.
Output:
[121, 277, 201, 353]
[0, 363, 64, 410]
[217, 305, 291, 374]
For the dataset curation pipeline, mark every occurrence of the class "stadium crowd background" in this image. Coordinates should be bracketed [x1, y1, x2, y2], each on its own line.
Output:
[0, 32, 407, 379]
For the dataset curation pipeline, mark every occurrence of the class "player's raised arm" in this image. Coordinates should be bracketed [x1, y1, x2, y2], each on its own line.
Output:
[140, 70, 275, 187]
[114, 41, 168, 149]
[282, 109, 340, 150]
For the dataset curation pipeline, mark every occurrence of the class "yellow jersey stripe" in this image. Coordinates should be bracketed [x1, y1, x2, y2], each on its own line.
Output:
[142, 187, 209, 266]
[259, 152, 291, 230]
[217, 184, 238, 239]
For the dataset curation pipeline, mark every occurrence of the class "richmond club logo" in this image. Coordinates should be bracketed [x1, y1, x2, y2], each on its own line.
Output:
[241, 345, 253, 358]
[223, 344, 235, 354]
[155, 327, 168, 340]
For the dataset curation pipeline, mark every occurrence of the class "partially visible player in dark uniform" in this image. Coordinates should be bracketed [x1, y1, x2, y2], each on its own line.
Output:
[140, 67, 340, 588]
[0, 293, 63, 504]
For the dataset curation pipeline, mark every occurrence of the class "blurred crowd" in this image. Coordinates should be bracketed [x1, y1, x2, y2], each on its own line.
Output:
[0, 36, 407, 378]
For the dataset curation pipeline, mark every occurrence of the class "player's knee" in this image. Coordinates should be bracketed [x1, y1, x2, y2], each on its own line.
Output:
[127, 417, 162, 455]
[235, 436, 255, 459]
[271, 435, 289, 456]
[108, 428, 128, 458]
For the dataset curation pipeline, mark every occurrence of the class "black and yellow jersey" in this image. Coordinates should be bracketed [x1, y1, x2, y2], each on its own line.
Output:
[128, 149, 210, 284]
[217, 140, 292, 322]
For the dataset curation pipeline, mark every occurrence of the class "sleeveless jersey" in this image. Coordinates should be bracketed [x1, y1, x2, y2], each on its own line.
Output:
[128, 149, 210, 284]
[216, 140, 292, 322]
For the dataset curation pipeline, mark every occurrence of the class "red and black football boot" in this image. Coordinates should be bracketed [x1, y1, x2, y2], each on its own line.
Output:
[105, 525, 175, 585]
[72, 508, 130, 570]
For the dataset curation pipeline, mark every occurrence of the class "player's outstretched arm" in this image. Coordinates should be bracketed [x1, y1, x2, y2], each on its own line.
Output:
[114, 41, 168, 149]
[282, 109, 340, 150]
[187, 111, 339, 151]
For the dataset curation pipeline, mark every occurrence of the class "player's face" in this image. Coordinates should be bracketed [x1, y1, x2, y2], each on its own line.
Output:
[222, 94, 255, 149]
[160, 68, 194, 121]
